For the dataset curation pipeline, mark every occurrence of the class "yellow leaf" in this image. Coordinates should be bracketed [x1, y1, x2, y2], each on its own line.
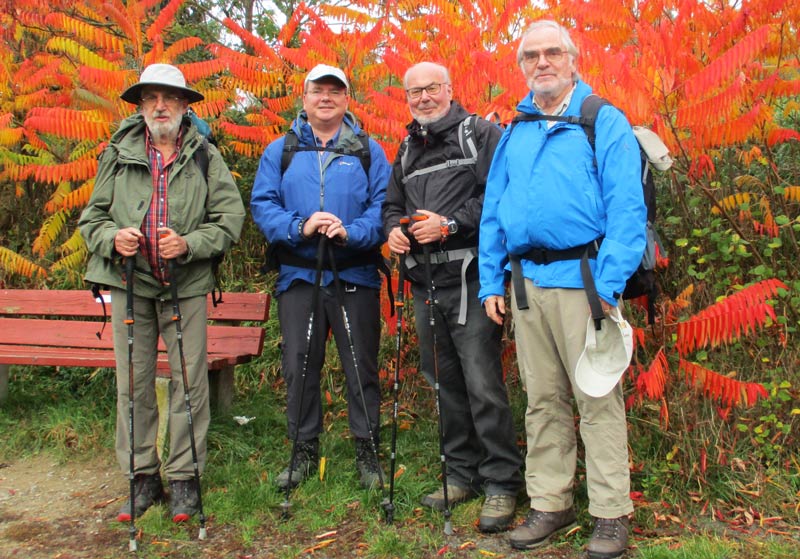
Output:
[319, 456, 326, 481]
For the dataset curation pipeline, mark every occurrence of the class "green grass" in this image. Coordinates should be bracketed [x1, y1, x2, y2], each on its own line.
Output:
[1, 354, 798, 558]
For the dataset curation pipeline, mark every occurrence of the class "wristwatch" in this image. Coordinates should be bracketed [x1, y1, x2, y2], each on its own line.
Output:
[440, 217, 458, 239]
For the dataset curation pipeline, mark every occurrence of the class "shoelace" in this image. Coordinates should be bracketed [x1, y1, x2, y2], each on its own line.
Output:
[593, 518, 622, 540]
[483, 495, 511, 512]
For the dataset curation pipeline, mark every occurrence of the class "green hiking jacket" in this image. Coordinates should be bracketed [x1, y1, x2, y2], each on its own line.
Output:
[79, 113, 245, 299]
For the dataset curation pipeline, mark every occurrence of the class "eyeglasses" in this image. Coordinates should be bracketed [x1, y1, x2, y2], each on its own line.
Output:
[521, 47, 569, 65]
[406, 82, 447, 99]
[306, 88, 347, 98]
[140, 93, 185, 108]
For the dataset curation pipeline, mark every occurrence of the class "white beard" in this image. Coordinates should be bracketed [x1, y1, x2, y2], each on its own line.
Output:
[144, 110, 182, 144]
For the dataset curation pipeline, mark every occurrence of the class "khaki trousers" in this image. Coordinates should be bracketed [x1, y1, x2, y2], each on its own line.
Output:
[111, 288, 209, 480]
[511, 280, 633, 518]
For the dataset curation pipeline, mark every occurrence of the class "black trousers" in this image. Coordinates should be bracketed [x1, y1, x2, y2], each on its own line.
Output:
[411, 278, 523, 495]
[277, 281, 381, 442]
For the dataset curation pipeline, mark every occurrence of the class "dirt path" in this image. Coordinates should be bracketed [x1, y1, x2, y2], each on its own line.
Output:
[0, 454, 125, 558]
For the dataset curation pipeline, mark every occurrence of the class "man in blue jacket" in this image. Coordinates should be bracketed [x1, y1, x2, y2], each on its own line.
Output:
[478, 21, 646, 558]
[251, 64, 390, 490]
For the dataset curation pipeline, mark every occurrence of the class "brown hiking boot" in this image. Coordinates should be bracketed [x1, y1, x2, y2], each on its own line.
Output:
[117, 472, 165, 522]
[509, 508, 577, 550]
[420, 483, 476, 511]
[587, 516, 630, 558]
[478, 494, 517, 533]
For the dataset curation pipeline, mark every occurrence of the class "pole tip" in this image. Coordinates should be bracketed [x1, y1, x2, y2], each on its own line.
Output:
[129, 539, 138, 552]
[444, 521, 453, 536]
[198, 527, 207, 540]
[280, 501, 291, 520]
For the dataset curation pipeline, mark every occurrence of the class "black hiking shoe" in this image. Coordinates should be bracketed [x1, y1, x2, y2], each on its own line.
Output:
[117, 472, 165, 522]
[355, 437, 385, 489]
[276, 439, 319, 490]
[169, 479, 200, 523]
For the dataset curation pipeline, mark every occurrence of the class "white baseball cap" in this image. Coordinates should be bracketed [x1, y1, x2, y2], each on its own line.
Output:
[304, 64, 349, 90]
[574, 306, 634, 398]
[121, 63, 204, 105]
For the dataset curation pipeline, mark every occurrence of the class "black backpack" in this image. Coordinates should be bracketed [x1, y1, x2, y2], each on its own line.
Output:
[509, 95, 670, 324]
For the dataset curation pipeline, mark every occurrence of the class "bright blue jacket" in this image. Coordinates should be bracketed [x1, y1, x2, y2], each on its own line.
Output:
[478, 80, 646, 306]
[251, 111, 390, 295]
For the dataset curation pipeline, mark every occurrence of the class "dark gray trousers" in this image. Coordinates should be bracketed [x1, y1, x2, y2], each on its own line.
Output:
[278, 281, 381, 442]
[411, 277, 523, 496]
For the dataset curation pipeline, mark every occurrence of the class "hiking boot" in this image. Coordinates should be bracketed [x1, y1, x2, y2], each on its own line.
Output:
[275, 439, 319, 490]
[420, 483, 476, 511]
[169, 479, 200, 523]
[355, 438, 386, 489]
[587, 516, 630, 559]
[478, 494, 517, 533]
[509, 508, 577, 550]
[117, 472, 165, 522]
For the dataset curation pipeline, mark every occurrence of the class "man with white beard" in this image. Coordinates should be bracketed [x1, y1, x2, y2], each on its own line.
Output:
[79, 64, 245, 524]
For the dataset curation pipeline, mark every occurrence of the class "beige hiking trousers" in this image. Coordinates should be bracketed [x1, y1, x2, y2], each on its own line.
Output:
[111, 288, 209, 480]
[511, 280, 634, 518]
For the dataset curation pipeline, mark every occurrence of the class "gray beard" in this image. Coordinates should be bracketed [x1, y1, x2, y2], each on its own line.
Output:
[414, 112, 446, 126]
[144, 112, 181, 144]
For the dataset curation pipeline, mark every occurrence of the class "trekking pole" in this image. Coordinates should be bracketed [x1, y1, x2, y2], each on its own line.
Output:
[164, 258, 207, 540]
[326, 242, 385, 496]
[281, 233, 326, 519]
[384, 216, 411, 524]
[124, 256, 137, 552]
[415, 213, 453, 535]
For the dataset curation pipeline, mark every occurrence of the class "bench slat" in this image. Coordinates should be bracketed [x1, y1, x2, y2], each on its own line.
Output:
[0, 345, 234, 370]
[0, 290, 270, 322]
[0, 318, 265, 362]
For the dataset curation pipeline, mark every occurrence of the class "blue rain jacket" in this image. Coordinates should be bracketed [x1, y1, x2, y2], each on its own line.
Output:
[478, 80, 646, 306]
[251, 111, 390, 295]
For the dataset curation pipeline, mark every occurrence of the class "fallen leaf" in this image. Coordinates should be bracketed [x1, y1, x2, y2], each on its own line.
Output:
[316, 530, 337, 539]
[302, 538, 335, 553]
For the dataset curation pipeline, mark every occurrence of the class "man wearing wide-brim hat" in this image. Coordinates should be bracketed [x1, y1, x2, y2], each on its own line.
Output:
[79, 63, 245, 526]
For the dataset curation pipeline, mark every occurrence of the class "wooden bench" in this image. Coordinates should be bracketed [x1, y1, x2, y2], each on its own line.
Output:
[0, 289, 270, 411]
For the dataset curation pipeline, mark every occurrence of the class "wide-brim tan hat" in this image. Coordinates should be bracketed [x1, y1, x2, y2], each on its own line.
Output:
[574, 306, 634, 398]
[121, 63, 204, 105]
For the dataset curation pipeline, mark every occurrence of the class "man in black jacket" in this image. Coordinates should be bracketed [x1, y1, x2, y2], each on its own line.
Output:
[382, 62, 523, 532]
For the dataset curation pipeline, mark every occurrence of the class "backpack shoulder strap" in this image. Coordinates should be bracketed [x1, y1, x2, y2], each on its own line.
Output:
[280, 128, 371, 176]
[354, 129, 371, 176]
[578, 94, 611, 153]
[399, 136, 411, 183]
[458, 114, 478, 161]
[280, 129, 300, 176]
[193, 136, 210, 181]
[401, 115, 478, 185]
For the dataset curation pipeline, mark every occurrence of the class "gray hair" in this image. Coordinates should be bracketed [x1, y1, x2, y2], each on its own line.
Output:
[517, 20, 579, 65]
[403, 62, 450, 88]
